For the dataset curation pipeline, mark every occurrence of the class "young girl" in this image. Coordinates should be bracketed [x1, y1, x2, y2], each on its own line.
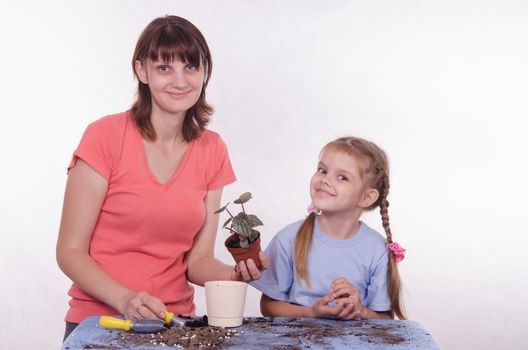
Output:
[251, 136, 405, 320]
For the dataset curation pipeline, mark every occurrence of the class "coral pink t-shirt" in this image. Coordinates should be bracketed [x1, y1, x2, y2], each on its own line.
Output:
[65, 112, 236, 323]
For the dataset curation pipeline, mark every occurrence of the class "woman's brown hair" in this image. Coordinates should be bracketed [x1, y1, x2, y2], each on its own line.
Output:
[294, 136, 406, 319]
[131, 15, 213, 142]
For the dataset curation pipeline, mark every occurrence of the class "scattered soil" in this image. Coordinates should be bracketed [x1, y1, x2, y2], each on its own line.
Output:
[241, 318, 406, 347]
[348, 322, 406, 344]
[81, 345, 120, 349]
[115, 326, 239, 349]
[91, 317, 407, 349]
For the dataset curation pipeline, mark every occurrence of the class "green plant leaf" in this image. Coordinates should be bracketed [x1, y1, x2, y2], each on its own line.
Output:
[248, 214, 263, 227]
[233, 192, 252, 204]
[233, 212, 249, 221]
[249, 229, 260, 242]
[222, 217, 232, 228]
[213, 202, 230, 214]
[232, 213, 253, 237]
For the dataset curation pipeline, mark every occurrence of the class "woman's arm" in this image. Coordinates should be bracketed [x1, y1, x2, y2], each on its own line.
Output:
[56, 159, 165, 321]
[185, 188, 269, 284]
[185, 188, 233, 284]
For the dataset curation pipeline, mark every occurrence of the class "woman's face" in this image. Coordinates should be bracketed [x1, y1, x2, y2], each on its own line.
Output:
[135, 58, 205, 117]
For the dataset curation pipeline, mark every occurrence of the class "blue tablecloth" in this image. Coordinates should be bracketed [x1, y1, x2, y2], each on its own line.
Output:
[62, 316, 439, 349]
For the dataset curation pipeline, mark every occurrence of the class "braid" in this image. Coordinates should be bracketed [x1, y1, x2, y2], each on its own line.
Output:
[378, 173, 406, 320]
[379, 174, 393, 243]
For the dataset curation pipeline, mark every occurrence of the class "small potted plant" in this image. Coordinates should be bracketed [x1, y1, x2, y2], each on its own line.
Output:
[214, 192, 263, 268]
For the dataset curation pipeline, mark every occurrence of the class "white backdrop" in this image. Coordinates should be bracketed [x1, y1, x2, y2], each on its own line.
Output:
[1, 1, 527, 349]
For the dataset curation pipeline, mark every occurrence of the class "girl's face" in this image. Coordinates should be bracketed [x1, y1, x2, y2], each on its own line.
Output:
[310, 149, 378, 216]
[135, 59, 205, 117]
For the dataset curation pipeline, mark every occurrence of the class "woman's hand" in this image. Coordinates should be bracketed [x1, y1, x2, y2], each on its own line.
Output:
[230, 251, 271, 282]
[330, 277, 365, 320]
[119, 291, 167, 322]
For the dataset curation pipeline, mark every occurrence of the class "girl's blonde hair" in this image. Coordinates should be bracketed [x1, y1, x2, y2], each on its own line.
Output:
[294, 136, 405, 319]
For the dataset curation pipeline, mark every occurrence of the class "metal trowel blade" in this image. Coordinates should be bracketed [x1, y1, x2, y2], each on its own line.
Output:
[132, 319, 169, 333]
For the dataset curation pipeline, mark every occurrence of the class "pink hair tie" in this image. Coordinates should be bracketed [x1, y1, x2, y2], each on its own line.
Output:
[388, 242, 406, 262]
[307, 203, 322, 215]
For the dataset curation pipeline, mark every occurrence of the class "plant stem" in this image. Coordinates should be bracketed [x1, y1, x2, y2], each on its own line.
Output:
[226, 208, 234, 218]
[241, 203, 246, 213]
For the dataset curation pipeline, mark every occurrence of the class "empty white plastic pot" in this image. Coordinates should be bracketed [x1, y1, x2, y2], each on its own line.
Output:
[205, 280, 248, 327]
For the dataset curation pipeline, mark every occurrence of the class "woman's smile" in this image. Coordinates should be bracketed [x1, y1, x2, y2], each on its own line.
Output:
[166, 90, 191, 100]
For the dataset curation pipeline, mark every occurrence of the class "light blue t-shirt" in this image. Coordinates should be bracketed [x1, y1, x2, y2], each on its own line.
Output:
[251, 218, 391, 312]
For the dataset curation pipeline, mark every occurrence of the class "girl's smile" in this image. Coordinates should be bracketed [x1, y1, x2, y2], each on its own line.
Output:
[313, 187, 335, 197]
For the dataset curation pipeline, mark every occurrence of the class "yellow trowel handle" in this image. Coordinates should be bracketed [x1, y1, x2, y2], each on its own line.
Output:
[99, 316, 131, 331]
[164, 310, 174, 324]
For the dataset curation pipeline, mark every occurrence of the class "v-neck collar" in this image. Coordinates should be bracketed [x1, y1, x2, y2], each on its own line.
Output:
[132, 117, 195, 187]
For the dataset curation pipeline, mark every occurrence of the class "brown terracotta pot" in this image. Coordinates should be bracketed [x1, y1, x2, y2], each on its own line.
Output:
[225, 233, 262, 268]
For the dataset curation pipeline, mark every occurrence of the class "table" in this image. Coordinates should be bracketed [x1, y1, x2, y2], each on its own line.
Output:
[61, 316, 439, 349]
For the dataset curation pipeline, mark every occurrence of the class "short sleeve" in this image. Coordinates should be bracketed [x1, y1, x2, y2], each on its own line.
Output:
[207, 134, 236, 190]
[250, 234, 294, 301]
[67, 117, 121, 181]
[365, 247, 391, 311]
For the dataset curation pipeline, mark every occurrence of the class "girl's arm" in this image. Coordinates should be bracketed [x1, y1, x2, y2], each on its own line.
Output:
[261, 294, 346, 318]
[357, 308, 392, 320]
[56, 159, 166, 321]
[185, 188, 269, 284]
[261, 294, 313, 317]
[334, 299, 392, 319]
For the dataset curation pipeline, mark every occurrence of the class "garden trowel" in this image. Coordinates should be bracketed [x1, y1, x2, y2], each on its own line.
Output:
[164, 310, 208, 328]
[99, 316, 169, 333]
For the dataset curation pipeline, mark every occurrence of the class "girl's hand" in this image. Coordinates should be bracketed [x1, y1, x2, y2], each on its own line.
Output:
[310, 294, 341, 318]
[331, 277, 365, 320]
[230, 251, 270, 282]
[119, 291, 167, 322]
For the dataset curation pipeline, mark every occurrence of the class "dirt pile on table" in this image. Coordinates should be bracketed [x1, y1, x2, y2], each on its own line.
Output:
[114, 326, 239, 349]
[245, 318, 405, 347]
[95, 317, 406, 349]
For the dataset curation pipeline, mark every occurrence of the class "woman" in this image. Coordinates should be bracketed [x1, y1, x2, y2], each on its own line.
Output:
[56, 15, 268, 340]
